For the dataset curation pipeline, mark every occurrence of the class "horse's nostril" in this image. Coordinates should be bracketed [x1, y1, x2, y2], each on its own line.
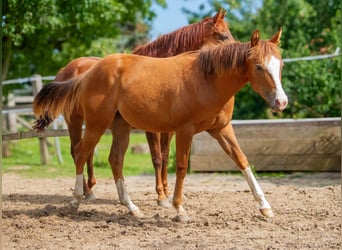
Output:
[275, 99, 287, 110]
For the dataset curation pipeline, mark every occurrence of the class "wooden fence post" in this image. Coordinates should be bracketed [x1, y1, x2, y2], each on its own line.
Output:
[3, 94, 16, 158]
[7, 93, 17, 133]
[31, 74, 43, 95]
[31, 74, 50, 165]
[39, 137, 50, 165]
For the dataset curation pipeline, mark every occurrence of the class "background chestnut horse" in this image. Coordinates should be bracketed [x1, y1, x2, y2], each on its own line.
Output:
[34, 9, 234, 205]
[33, 29, 287, 221]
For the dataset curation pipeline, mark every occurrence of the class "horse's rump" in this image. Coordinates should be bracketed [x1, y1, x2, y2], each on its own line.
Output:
[55, 57, 101, 81]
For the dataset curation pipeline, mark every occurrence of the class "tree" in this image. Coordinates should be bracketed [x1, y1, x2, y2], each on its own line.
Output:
[1, 0, 166, 156]
[181, 0, 275, 119]
[2, 0, 166, 80]
[255, 0, 341, 118]
[182, 0, 341, 118]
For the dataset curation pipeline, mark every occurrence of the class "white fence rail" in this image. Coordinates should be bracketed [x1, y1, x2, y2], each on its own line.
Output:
[1, 48, 340, 167]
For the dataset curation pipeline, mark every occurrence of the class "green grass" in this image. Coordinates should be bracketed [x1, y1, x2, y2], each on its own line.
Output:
[2, 133, 176, 179]
[2, 132, 288, 179]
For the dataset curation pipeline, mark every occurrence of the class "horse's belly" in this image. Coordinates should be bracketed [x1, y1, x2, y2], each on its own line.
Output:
[117, 101, 177, 132]
[121, 111, 175, 132]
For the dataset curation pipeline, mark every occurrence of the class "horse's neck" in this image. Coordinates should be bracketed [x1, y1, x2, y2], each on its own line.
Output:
[209, 70, 248, 106]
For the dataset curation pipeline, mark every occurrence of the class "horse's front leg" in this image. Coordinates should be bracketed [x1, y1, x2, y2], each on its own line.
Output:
[172, 130, 193, 222]
[208, 123, 274, 217]
[109, 116, 143, 217]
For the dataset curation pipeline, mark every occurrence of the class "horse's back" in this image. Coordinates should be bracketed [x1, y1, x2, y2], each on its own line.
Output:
[89, 53, 195, 86]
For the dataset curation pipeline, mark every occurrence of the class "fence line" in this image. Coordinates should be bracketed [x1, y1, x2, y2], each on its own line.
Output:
[283, 47, 340, 62]
[1, 50, 340, 167]
[2, 128, 143, 141]
[2, 47, 340, 86]
[3, 75, 55, 85]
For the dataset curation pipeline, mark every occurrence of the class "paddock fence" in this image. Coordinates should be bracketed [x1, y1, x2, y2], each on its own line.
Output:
[2, 48, 341, 170]
[190, 118, 341, 172]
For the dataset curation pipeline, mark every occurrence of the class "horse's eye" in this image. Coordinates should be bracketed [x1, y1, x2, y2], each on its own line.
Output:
[216, 33, 229, 41]
[256, 64, 263, 71]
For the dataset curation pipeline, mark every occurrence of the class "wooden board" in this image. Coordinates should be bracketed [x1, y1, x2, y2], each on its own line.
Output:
[190, 118, 341, 172]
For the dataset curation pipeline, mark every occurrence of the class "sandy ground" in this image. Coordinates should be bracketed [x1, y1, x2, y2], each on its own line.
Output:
[2, 172, 341, 249]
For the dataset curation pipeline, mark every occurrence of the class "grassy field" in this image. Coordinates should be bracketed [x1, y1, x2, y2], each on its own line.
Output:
[2, 132, 176, 179]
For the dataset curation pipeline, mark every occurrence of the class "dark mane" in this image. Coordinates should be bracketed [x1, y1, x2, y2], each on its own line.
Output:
[196, 40, 281, 76]
[133, 17, 216, 57]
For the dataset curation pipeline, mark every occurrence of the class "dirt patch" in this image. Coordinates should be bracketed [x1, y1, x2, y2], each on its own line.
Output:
[2, 172, 341, 249]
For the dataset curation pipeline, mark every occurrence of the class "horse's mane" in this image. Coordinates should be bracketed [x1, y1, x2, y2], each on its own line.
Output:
[133, 17, 216, 57]
[196, 40, 281, 76]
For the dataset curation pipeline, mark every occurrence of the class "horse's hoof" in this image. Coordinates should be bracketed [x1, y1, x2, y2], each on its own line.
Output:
[157, 199, 172, 208]
[85, 193, 97, 201]
[68, 203, 78, 213]
[69, 200, 80, 210]
[131, 209, 144, 218]
[173, 213, 191, 223]
[260, 208, 274, 218]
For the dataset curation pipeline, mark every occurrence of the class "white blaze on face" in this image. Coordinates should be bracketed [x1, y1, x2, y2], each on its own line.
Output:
[265, 55, 288, 109]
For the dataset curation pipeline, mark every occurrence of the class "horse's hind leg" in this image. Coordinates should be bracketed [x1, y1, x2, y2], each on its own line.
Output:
[85, 151, 97, 200]
[67, 114, 96, 200]
[208, 123, 274, 218]
[160, 132, 175, 202]
[70, 111, 115, 209]
[146, 132, 171, 207]
[109, 115, 143, 217]
[70, 129, 105, 208]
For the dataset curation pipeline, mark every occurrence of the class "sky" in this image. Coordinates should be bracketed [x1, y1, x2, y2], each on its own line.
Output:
[150, 0, 209, 39]
[150, 0, 262, 39]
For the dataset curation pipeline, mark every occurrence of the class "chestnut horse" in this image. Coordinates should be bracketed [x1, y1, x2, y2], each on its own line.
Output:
[33, 29, 287, 221]
[34, 9, 234, 205]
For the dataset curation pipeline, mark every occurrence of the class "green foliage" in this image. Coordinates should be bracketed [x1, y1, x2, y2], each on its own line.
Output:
[255, 0, 341, 118]
[181, 0, 257, 41]
[2, 0, 340, 119]
[183, 0, 341, 119]
[2, 0, 165, 80]
[282, 57, 341, 118]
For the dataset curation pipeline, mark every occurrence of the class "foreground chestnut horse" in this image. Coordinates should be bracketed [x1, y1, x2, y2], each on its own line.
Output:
[33, 29, 287, 221]
[34, 9, 233, 204]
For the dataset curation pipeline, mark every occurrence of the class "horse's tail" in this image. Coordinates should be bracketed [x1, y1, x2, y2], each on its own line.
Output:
[32, 78, 79, 132]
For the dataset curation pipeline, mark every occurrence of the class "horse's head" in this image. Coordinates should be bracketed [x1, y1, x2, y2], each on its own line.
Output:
[246, 29, 288, 112]
[204, 8, 235, 44]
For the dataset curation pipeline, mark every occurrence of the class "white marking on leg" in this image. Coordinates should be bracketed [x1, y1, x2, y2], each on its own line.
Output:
[74, 174, 84, 197]
[70, 174, 84, 208]
[176, 205, 186, 216]
[115, 179, 140, 213]
[173, 204, 190, 222]
[241, 166, 271, 210]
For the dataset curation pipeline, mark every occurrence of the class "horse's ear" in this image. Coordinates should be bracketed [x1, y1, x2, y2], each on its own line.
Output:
[220, 8, 227, 19]
[270, 28, 282, 45]
[251, 30, 260, 47]
[212, 9, 221, 23]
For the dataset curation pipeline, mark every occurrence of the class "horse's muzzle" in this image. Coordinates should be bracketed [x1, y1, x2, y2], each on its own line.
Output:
[272, 97, 288, 112]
